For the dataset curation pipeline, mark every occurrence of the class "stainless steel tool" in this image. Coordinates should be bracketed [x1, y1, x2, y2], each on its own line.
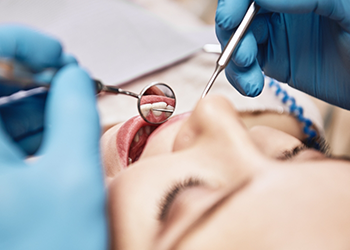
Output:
[201, 1, 260, 98]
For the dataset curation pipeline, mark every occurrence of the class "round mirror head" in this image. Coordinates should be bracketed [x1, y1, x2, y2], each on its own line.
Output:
[138, 82, 176, 124]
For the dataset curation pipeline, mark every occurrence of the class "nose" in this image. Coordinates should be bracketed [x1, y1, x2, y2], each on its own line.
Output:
[173, 95, 266, 173]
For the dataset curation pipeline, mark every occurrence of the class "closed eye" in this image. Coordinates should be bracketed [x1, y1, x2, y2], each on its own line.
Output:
[157, 177, 204, 222]
[277, 144, 308, 161]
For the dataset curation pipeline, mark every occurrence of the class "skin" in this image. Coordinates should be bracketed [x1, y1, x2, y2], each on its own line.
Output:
[101, 95, 350, 250]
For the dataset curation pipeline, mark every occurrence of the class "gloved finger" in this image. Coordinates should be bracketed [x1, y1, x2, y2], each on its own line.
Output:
[216, 24, 258, 68]
[31, 53, 78, 84]
[0, 117, 25, 166]
[216, 0, 251, 30]
[0, 25, 71, 72]
[233, 31, 258, 68]
[225, 58, 264, 97]
[255, 0, 350, 33]
[60, 53, 78, 67]
[250, 14, 269, 44]
[0, 91, 46, 156]
[40, 65, 100, 163]
[255, 13, 291, 83]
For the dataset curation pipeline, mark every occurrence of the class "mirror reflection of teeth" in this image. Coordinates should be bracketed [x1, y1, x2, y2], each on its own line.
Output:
[140, 102, 175, 117]
[164, 105, 174, 117]
[151, 102, 167, 116]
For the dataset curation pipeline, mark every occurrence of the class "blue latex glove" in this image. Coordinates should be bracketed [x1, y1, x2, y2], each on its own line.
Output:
[0, 65, 108, 250]
[216, 0, 350, 109]
[0, 25, 77, 154]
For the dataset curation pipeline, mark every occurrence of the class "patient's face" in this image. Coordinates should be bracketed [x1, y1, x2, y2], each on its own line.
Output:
[101, 96, 350, 250]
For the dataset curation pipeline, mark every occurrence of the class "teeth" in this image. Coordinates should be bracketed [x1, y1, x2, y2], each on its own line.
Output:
[138, 128, 143, 136]
[141, 102, 173, 117]
[165, 105, 174, 117]
[145, 126, 151, 135]
[134, 132, 139, 143]
[128, 157, 132, 165]
[166, 105, 174, 110]
[140, 103, 152, 117]
[151, 102, 167, 117]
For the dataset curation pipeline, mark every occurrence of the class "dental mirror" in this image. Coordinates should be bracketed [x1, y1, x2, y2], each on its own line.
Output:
[96, 81, 176, 124]
[138, 82, 176, 124]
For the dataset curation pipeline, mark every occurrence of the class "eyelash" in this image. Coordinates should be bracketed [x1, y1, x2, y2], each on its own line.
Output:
[278, 144, 307, 160]
[157, 177, 203, 221]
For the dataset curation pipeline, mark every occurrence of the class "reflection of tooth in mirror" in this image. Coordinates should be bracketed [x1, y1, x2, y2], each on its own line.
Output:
[151, 102, 167, 116]
[140, 103, 152, 117]
[138, 83, 176, 124]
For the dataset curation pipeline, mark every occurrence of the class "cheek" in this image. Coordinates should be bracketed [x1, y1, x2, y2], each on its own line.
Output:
[249, 126, 301, 158]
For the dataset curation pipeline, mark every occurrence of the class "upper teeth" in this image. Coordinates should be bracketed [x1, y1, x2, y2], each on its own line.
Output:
[140, 102, 174, 117]
[165, 105, 174, 117]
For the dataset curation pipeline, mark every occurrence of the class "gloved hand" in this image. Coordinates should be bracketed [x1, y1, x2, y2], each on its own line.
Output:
[0, 65, 108, 250]
[0, 25, 77, 155]
[216, 0, 350, 109]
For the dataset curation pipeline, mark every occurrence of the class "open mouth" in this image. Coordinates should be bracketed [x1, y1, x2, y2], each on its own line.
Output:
[116, 115, 160, 168]
[116, 95, 176, 168]
[116, 110, 190, 169]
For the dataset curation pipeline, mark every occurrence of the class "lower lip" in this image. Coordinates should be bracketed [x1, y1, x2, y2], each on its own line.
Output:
[116, 116, 152, 169]
[116, 112, 191, 168]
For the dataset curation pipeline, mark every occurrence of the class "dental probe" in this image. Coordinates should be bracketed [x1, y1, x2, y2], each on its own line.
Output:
[201, 1, 260, 98]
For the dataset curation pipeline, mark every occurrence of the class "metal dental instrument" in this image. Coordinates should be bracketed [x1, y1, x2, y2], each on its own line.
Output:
[201, 1, 260, 98]
[0, 61, 176, 125]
